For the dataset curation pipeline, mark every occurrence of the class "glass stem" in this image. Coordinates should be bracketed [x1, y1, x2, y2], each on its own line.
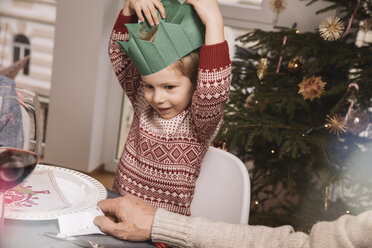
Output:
[0, 192, 4, 248]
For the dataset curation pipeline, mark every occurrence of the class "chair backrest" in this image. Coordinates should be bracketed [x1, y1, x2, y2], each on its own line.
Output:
[190, 146, 250, 224]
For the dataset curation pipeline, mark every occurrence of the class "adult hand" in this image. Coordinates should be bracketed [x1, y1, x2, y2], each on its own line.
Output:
[123, 0, 166, 26]
[94, 194, 156, 241]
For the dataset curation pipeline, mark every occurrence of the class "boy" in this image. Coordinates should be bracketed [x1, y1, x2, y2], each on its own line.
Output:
[110, 0, 230, 215]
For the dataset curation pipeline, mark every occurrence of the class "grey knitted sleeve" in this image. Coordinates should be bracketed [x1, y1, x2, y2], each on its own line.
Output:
[151, 208, 372, 248]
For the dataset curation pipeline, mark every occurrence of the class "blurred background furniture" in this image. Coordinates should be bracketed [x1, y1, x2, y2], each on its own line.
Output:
[191, 146, 250, 224]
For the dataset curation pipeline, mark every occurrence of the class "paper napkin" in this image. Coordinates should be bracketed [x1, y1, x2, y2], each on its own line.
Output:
[58, 206, 105, 236]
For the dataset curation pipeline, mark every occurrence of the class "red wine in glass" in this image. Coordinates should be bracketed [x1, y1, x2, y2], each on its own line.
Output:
[0, 87, 41, 248]
[0, 148, 38, 192]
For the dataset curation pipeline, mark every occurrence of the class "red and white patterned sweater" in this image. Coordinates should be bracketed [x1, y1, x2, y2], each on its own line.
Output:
[110, 12, 231, 215]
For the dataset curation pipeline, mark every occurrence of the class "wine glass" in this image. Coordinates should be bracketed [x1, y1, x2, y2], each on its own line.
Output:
[0, 87, 41, 246]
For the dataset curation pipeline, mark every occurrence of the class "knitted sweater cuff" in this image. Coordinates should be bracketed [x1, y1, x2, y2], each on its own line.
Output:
[151, 208, 192, 247]
[114, 9, 138, 31]
[198, 40, 231, 70]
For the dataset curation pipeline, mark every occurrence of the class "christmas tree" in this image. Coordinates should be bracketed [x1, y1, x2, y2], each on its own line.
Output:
[218, 0, 372, 231]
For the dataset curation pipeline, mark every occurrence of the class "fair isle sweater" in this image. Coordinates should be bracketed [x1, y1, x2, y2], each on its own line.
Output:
[152, 208, 372, 248]
[109, 12, 231, 215]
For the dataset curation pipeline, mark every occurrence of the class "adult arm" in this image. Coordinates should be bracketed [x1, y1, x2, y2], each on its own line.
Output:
[152, 208, 372, 248]
[94, 195, 372, 247]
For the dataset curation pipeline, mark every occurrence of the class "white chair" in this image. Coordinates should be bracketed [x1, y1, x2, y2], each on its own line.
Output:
[190, 146, 251, 224]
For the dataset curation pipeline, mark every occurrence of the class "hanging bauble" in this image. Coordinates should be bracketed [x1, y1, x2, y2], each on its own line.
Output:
[325, 114, 347, 136]
[361, 18, 372, 32]
[211, 140, 227, 151]
[288, 57, 303, 72]
[298, 76, 327, 101]
[345, 109, 369, 135]
[319, 16, 344, 41]
[257, 58, 268, 80]
[245, 94, 255, 108]
[269, 0, 287, 13]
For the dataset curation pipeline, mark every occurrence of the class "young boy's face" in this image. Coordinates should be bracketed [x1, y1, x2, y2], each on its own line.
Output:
[142, 66, 194, 119]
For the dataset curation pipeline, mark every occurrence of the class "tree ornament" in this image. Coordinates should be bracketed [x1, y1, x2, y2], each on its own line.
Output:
[325, 114, 347, 136]
[276, 36, 287, 73]
[245, 94, 255, 108]
[361, 18, 372, 32]
[344, 0, 361, 36]
[345, 109, 369, 135]
[298, 76, 326, 101]
[212, 140, 227, 151]
[257, 58, 268, 80]
[342, 83, 364, 135]
[319, 16, 344, 41]
[269, 0, 287, 13]
[324, 186, 329, 211]
[288, 57, 303, 72]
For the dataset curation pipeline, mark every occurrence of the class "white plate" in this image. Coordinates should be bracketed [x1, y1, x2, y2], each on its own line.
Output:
[4, 164, 107, 220]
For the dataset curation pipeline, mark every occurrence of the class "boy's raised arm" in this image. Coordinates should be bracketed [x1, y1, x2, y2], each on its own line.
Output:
[109, 0, 166, 106]
[186, 0, 224, 45]
[188, 0, 231, 144]
[108, 10, 141, 104]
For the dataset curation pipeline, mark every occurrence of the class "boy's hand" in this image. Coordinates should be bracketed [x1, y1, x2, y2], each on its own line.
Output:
[186, 0, 224, 45]
[94, 195, 156, 241]
[123, 0, 166, 26]
[186, 0, 223, 27]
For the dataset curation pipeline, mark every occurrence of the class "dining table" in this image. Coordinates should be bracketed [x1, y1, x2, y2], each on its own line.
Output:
[3, 187, 156, 248]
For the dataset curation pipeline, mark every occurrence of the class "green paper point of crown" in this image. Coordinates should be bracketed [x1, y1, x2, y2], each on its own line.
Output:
[117, 0, 205, 76]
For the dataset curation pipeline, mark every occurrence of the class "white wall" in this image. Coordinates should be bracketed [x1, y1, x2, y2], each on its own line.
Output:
[44, 0, 120, 172]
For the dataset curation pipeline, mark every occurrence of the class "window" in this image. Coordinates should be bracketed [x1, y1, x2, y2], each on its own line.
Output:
[219, 0, 276, 30]
[13, 34, 30, 75]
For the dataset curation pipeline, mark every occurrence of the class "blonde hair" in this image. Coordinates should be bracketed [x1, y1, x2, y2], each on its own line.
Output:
[139, 25, 200, 86]
[172, 50, 199, 87]
[139, 25, 158, 42]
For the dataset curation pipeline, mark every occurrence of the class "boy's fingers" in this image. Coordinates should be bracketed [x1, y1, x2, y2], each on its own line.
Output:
[148, 5, 159, 25]
[135, 5, 145, 22]
[142, 7, 154, 26]
[153, 0, 165, 19]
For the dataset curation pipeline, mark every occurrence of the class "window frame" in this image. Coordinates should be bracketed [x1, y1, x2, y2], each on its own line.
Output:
[219, 0, 277, 30]
[13, 34, 31, 75]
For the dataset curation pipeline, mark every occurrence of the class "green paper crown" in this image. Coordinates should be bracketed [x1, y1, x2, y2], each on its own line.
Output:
[117, 0, 205, 76]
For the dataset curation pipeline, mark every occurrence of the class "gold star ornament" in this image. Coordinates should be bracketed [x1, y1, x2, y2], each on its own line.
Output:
[319, 16, 344, 41]
[270, 0, 287, 13]
[298, 76, 326, 101]
[257, 58, 268, 80]
[325, 114, 347, 136]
